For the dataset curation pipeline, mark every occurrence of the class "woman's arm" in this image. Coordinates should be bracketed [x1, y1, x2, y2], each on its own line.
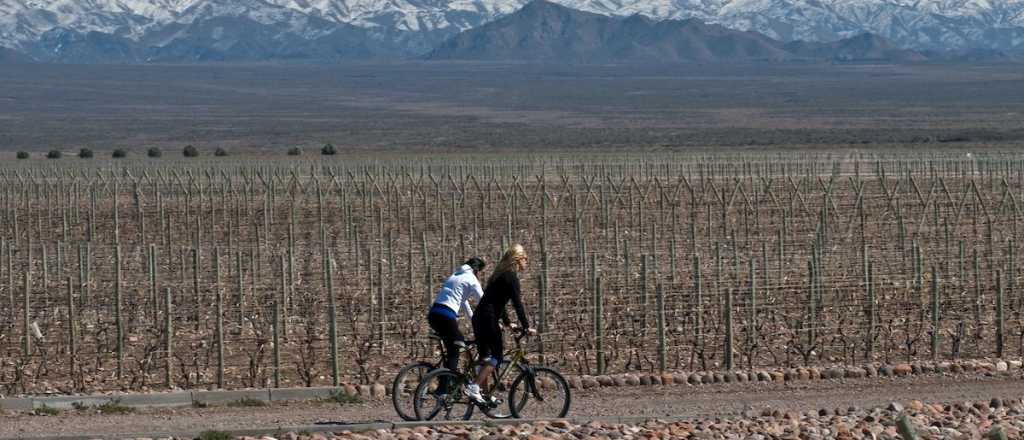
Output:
[509, 273, 530, 329]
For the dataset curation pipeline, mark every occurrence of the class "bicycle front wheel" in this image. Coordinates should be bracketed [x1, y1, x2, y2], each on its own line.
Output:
[413, 368, 475, 421]
[391, 362, 435, 421]
[508, 366, 571, 419]
[478, 360, 520, 419]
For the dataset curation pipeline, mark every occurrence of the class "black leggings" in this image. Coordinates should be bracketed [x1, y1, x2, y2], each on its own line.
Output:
[427, 310, 464, 372]
[472, 312, 503, 366]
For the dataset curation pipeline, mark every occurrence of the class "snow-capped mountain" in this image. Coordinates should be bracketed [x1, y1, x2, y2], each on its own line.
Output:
[1, 0, 1022, 62]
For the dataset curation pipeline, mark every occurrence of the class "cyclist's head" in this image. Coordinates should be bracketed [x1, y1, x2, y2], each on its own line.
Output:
[464, 257, 486, 273]
[490, 244, 528, 283]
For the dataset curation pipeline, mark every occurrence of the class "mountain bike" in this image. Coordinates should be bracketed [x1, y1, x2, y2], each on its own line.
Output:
[391, 331, 468, 421]
[412, 329, 571, 421]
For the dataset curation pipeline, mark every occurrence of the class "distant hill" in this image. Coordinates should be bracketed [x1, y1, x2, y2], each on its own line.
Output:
[429, 1, 933, 63]
[784, 33, 928, 63]
[0, 46, 33, 64]
[428, 1, 791, 62]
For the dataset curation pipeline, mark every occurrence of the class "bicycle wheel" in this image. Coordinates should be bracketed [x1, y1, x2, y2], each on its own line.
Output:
[391, 362, 435, 421]
[413, 368, 475, 421]
[508, 366, 571, 419]
[478, 361, 520, 419]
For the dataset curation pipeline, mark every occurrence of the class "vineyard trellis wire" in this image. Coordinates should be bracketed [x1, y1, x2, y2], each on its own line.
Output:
[0, 152, 1022, 393]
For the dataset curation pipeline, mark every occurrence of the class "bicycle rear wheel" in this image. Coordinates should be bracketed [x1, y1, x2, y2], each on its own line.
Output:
[391, 362, 435, 421]
[413, 368, 475, 421]
[508, 366, 571, 419]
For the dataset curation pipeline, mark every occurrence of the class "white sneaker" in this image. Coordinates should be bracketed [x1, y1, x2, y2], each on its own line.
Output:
[463, 383, 485, 404]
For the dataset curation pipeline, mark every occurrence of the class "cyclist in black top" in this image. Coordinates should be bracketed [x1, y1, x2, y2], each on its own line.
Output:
[465, 244, 536, 404]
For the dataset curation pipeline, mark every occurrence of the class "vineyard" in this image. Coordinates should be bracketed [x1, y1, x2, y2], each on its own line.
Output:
[1, 152, 1022, 394]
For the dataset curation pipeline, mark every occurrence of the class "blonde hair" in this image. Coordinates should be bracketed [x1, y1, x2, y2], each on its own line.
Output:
[489, 244, 527, 285]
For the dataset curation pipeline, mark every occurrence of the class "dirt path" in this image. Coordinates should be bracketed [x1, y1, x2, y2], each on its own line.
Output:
[3, 373, 1023, 438]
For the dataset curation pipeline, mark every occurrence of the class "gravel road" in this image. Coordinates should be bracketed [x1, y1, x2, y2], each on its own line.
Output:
[3, 373, 1023, 438]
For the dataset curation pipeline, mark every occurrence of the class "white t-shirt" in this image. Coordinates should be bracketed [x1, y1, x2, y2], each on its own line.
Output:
[432, 264, 484, 319]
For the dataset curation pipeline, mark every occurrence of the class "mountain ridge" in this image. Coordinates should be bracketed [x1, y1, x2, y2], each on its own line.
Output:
[1, 0, 1022, 63]
[428, 0, 932, 62]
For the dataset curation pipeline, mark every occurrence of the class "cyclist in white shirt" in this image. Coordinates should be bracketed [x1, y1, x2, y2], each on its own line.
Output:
[427, 257, 486, 381]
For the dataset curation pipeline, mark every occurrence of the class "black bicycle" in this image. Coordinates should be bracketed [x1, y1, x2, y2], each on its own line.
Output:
[390, 331, 458, 421]
[412, 330, 571, 421]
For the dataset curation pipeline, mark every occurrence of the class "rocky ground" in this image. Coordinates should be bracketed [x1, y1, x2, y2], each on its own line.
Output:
[5, 372, 1024, 439]
[243, 398, 1023, 440]
[108, 397, 1024, 440]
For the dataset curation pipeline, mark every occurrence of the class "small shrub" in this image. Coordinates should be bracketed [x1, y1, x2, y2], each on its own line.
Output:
[15, 151, 29, 159]
[214, 147, 228, 157]
[326, 390, 362, 405]
[112, 149, 127, 158]
[147, 147, 162, 158]
[321, 143, 337, 156]
[183, 145, 199, 158]
[192, 400, 209, 408]
[46, 150, 62, 159]
[71, 401, 89, 411]
[227, 397, 267, 407]
[33, 405, 60, 416]
[198, 430, 234, 440]
[96, 399, 134, 415]
[287, 147, 302, 156]
[78, 148, 93, 159]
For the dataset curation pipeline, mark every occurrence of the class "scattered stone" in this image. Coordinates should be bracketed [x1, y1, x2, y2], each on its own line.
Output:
[893, 364, 913, 377]
[888, 402, 904, 412]
[624, 374, 641, 386]
[996, 361, 1008, 372]
[371, 383, 386, 398]
[908, 400, 924, 412]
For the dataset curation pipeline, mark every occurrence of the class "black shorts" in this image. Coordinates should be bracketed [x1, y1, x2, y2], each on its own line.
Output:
[471, 312, 503, 366]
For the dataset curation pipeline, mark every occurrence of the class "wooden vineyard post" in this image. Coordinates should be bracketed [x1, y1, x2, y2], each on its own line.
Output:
[866, 260, 876, 361]
[192, 248, 200, 328]
[6, 243, 12, 324]
[931, 265, 940, 360]
[66, 276, 77, 384]
[236, 250, 244, 333]
[149, 244, 158, 322]
[539, 236, 549, 362]
[656, 282, 667, 372]
[22, 272, 30, 357]
[273, 257, 283, 388]
[41, 244, 47, 290]
[377, 258, 385, 354]
[724, 286, 734, 371]
[694, 254, 704, 369]
[996, 270, 1005, 358]
[641, 254, 649, 330]
[326, 250, 340, 387]
[422, 232, 431, 308]
[595, 276, 605, 375]
[115, 244, 123, 379]
[748, 258, 757, 369]
[165, 287, 173, 389]
[215, 247, 224, 389]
